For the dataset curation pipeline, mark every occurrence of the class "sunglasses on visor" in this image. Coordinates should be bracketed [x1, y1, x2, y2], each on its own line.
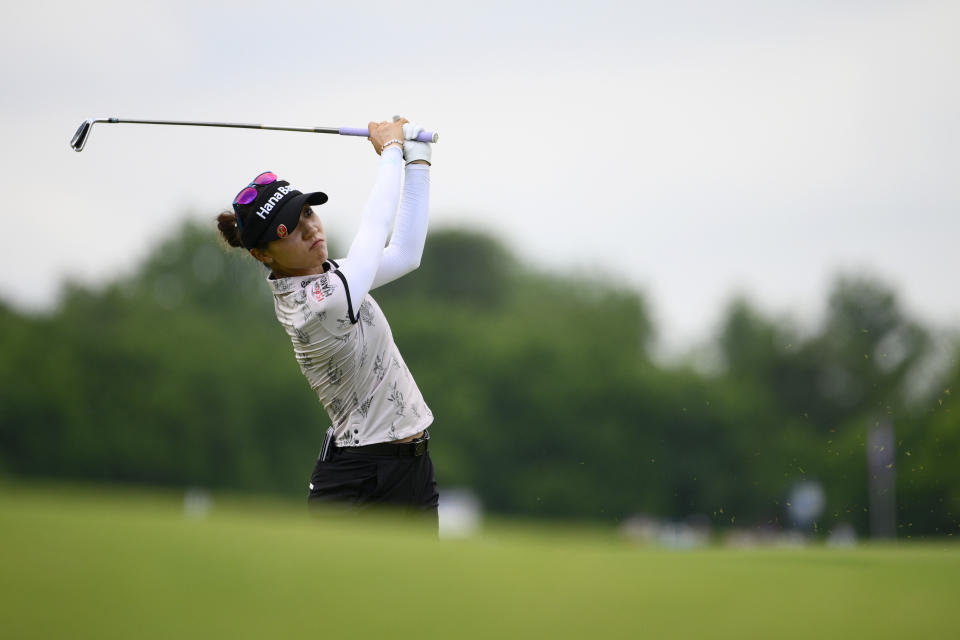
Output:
[232, 171, 277, 229]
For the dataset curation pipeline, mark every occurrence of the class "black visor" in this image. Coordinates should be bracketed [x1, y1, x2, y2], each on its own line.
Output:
[234, 177, 327, 249]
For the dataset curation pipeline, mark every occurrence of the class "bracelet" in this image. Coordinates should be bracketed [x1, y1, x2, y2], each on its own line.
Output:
[381, 139, 404, 151]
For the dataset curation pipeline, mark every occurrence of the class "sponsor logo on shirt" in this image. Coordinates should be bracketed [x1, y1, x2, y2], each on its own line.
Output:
[312, 275, 335, 303]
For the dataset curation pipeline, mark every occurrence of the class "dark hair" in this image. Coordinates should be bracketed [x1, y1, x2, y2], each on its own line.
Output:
[216, 210, 244, 249]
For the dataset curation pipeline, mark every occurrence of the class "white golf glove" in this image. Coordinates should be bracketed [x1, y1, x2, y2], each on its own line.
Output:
[401, 122, 432, 165]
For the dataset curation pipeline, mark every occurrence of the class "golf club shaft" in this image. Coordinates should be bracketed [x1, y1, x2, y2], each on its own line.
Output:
[106, 118, 437, 142]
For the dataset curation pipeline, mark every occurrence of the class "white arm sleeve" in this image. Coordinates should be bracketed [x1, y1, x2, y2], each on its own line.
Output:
[335, 147, 404, 315]
[371, 163, 431, 289]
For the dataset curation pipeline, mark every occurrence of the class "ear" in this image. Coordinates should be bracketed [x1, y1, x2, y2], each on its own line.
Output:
[249, 248, 273, 264]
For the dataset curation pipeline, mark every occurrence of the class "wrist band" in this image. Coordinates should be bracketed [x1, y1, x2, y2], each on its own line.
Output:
[382, 139, 403, 151]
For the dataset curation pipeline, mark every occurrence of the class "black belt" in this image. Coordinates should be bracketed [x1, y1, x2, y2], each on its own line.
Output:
[337, 433, 429, 457]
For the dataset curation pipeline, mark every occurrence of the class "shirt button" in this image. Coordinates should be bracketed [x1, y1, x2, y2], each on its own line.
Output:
[354, 439, 359, 444]
[354, 429, 359, 434]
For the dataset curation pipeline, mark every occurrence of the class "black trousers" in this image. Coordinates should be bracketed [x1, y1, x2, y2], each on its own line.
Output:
[307, 446, 439, 529]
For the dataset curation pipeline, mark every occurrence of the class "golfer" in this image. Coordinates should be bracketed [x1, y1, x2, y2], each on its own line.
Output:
[216, 117, 438, 525]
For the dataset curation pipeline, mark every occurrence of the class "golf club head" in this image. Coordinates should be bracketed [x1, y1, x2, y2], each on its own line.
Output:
[70, 119, 93, 152]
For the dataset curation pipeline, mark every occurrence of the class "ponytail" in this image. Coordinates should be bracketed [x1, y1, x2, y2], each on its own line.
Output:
[216, 211, 244, 248]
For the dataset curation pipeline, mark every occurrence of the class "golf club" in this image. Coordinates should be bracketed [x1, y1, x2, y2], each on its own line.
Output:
[70, 117, 439, 152]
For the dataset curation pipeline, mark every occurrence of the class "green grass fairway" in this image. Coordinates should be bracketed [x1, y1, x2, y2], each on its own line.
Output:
[1, 482, 957, 639]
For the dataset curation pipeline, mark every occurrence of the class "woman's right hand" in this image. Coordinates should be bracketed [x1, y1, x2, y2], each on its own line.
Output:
[367, 118, 408, 155]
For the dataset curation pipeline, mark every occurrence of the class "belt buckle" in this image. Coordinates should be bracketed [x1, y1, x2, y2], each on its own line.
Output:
[413, 439, 427, 456]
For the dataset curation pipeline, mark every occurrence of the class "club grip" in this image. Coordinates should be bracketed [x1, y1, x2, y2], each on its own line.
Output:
[339, 127, 438, 143]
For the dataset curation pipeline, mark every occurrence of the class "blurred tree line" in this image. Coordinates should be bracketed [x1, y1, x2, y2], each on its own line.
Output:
[0, 221, 956, 536]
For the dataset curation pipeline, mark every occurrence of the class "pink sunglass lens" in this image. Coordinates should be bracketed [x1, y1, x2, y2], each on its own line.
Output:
[253, 172, 277, 186]
[235, 187, 259, 205]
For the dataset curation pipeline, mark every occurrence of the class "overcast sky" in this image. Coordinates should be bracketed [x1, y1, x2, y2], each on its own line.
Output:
[3, 0, 958, 353]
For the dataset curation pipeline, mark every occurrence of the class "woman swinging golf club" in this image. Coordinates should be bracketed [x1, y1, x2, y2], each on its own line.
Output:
[216, 117, 438, 526]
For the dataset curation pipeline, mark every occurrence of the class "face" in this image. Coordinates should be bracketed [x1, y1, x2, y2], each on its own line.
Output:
[252, 205, 328, 277]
